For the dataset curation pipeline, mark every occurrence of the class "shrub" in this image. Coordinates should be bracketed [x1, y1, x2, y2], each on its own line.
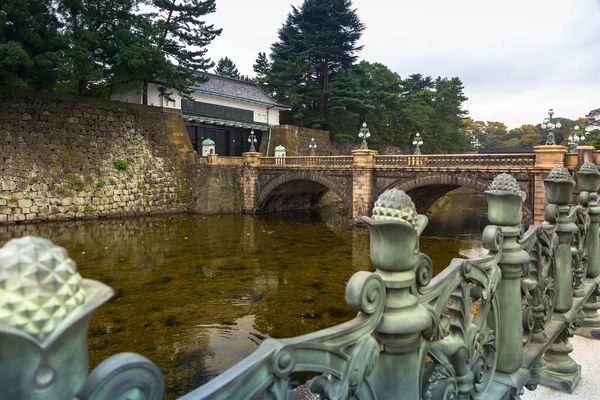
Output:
[217, 204, 224, 213]
[56, 186, 65, 194]
[115, 159, 129, 170]
[83, 205, 95, 213]
[29, 176, 39, 184]
[96, 181, 104, 188]
[66, 173, 85, 191]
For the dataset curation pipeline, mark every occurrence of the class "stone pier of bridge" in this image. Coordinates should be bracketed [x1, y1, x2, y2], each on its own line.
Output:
[234, 145, 598, 225]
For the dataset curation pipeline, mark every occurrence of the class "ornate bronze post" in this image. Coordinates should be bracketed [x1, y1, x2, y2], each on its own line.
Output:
[544, 166, 577, 313]
[576, 162, 600, 339]
[0, 237, 164, 400]
[541, 166, 581, 393]
[362, 189, 431, 400]
[485, 174, 529, 374]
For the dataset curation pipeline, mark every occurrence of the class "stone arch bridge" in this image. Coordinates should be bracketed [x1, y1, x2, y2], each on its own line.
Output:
[223, 146, 595, 225]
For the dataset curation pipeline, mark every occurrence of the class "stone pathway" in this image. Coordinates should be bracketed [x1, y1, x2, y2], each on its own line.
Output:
[523, 335, 600, 399]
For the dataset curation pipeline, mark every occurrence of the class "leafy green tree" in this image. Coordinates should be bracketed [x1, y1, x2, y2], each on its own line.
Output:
[269, 0, 365, 130]
[479, 121, 509, 149]
[587, 129, 600, 149]
[461, 117, 486, 149]
[549, 117, 576, 145]
[357, 62, 404, 142]
[215, 56, 240, 78]
[504, 124, 542, 148]
[0, 0, 66, 89]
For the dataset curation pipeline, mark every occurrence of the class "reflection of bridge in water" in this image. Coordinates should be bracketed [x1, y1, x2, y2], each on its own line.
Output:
[209, 145, 598, 225]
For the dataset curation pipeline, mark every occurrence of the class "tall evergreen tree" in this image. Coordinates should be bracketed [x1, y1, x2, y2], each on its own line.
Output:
[137, 0, 222, 104]
[253, 51, 270, 87]
[0, 0, 66, 89]
[57, 0, 140, 96]
[403, 73, 435, 95]
[269, 0, 365, 130]
[215, 56, 240, 78]
[426, 77, 469, 153]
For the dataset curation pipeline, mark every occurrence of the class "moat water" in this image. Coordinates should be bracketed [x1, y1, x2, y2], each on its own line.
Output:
[0, 191, 487, 399]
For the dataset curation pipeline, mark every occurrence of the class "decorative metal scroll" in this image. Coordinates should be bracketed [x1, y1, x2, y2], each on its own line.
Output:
[519, 222, 558, 347]
[570, 206, 590, 298]
[179, 271, 386, 400]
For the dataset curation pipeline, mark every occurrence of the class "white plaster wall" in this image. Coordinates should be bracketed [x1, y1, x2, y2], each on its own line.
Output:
[147, 83, 179, 108]
[110, 89, 142, 104]
[147, 83, 282, 125]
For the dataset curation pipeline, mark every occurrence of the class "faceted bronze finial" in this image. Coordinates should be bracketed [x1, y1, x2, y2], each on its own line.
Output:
[488, 173, 521, 194]
[546, 166, 573, 181]
[371, 188, 419, 229]
[0, 236, 86, 339]
[579, 162, 599, 174]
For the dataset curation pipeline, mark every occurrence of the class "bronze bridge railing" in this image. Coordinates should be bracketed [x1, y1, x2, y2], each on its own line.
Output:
[1, 163, 600, 399]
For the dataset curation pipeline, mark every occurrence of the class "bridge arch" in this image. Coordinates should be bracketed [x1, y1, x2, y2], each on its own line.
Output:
[379, 173, 533, 224]
[257, 171, 352, 213]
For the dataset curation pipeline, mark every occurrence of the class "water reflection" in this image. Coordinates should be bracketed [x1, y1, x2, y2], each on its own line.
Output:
[0, 191, 487, 398]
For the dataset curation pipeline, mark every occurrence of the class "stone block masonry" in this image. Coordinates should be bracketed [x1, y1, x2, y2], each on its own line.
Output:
[0, 87, 194, 224]
[189, 164, 243, 214]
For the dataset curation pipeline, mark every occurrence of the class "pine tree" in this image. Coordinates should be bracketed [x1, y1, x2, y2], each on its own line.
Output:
[426, 77, 469, 153]
[269, 0, 365, 130]
[137, 0, 222, 104]
[57, 0, 142, 96]
[253, 52, 270, 88]
[215, 57, 240, 78]
[0, 0, 66, 89]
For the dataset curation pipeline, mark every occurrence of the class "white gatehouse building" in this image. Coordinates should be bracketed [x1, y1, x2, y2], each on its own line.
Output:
[110, 73, 291, 156]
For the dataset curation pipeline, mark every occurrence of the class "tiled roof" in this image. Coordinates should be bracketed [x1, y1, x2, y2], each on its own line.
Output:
[586, 108, 600, 118]
[190, 73, 291, 109]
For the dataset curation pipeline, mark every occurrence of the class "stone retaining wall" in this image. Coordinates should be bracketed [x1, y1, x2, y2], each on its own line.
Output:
[189, 164, 243, 214]
[0, 88, 193, 224]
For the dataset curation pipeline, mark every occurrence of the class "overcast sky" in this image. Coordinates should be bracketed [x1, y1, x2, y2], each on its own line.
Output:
[203, 0, 600, 129]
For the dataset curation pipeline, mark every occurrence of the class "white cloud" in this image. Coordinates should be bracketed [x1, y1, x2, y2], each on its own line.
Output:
[204, 0, 600, 128]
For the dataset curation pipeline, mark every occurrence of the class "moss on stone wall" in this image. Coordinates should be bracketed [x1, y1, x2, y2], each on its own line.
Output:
[189, 165, 243, 214]
[0, 87, 193, 224]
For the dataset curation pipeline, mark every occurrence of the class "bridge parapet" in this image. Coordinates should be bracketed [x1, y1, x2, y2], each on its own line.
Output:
[260, 155, 353, 167]
[2, 166, 600, 399]
[375, 153, 536, 168]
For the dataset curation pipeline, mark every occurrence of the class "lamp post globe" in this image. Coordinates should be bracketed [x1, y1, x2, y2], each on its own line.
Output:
[309, 137, 317, 156]
[568, 126, 582, 152]
[358, 122, 371, 150]
[541, 108, 561, 145]
[412, 132, 423, 155]
[248, 130, 258, 152]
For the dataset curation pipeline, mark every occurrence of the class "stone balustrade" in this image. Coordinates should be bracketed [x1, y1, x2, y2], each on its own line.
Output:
[375, 153, 536, 168]
[1, 163, 600, 399]
[260, 155, 354, 166]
